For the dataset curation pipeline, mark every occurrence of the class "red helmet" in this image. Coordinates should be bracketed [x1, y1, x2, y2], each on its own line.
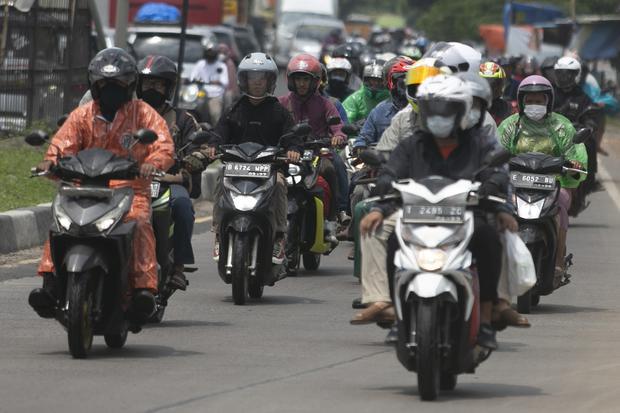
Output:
[286, 54, 321, 94]
[386, 57, 415, 91]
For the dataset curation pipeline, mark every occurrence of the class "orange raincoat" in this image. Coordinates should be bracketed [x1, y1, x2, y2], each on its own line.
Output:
[37, 99, 174, 293]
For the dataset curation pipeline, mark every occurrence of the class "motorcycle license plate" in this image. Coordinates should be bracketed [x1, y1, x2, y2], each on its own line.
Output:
[224, 162, 271, 178]
[402, 204, 465, 224]
[150, 181, 161, 198]
[510, 172, 555, 190]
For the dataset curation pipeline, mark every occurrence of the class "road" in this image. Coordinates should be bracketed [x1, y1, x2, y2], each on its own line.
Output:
[2, 141, 620, 412]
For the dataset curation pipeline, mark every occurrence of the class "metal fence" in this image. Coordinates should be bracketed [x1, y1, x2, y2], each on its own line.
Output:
[0, 0, 92, 133]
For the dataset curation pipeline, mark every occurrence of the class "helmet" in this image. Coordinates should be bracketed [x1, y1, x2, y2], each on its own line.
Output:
[398, 44, 422, 60]
[137, 55, 178, 101]
[416, 74, 472, 135]
[454, 72, 492, 128]
[405, 58, 452, 112]
[88, 47, 137, 100]
[286, 53, 321, 94]
[479, 61, 506, 100]
[362, 62, 384, 80]
[386, 57, 414, 91]
[423, 41, 481, 74]
[414, 36, 429, 54]
[517, 75, 554, 114]
[554, 56, 581, 89]
[320, 63, 328, 90]
[203, 41, 219, 60]
[332, 43, 361, 60]
[520, 55, 539, 77]
[237, 52, 278, 99]
[326, 57, 352, 84]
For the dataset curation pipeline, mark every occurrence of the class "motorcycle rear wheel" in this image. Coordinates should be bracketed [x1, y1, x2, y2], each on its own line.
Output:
[231, 233, 249, 305]
[302, 253, 321, 271]
[416, 300, 441, 401]
[67, 271, 95, 359]
[248, 278, 264, 298]
[104, 327, 128, 349]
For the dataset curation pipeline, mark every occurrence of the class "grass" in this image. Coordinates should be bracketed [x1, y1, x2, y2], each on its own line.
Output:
[0, 136, 56, 212]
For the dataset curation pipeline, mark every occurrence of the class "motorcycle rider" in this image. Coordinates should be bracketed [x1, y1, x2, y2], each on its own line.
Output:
[319, 64, 349, 124]
[552, 56, 599, 197]
[479, 61, 513, 125]
[325, 57, 355, 102]
[185, 52, 301, 264]
[331, 43, 363, 89]
[353, 75, 517, 350]
[498, 75, 587, 277]
[189, 42, 229, 123]
[28, 47, 175, 321]
[343, 61, 390, 124]
[278, 53, 349, 229]
[136, 55, 202, 291]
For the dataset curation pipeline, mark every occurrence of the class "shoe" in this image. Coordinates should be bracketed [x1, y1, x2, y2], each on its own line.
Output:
[338, 211, 352, 226]
[336, 227, 352, 241]
[213, 240, 220, 262]
[350, 302, 395, 325]
[384, 324, 398, 345]
[168, 267, 188, 291]
[130, 290, 156, 324]
[28, 288, 56, 318]
[347, 246, 355, 261]
[496, 307, 530, 328]
[351, 297, 367, 309]
[272, 235, 286, 265]
[324, 221, 339, 245]
[477, 323, 498, 350]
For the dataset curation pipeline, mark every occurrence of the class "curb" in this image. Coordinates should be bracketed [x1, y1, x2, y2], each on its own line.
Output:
[0, 167, 219, 255]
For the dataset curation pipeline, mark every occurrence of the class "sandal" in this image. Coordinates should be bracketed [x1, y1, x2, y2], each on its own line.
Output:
[497, 307, 530, 328]
[350, 302, 395, 325]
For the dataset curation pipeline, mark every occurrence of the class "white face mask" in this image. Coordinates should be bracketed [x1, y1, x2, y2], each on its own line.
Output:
[465, 107, 482, 129]
[523, 104, 547, 121]
[426, 115, 456, 138]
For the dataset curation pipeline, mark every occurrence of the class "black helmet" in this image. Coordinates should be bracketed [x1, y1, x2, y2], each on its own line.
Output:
[332, 43, 361, 60]
[137, 55, 178, 100]
[88, 47, 137, 100]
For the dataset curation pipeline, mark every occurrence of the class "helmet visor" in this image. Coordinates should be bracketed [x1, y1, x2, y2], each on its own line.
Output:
[418, 99, 463, 118]
[407, 66, 442, 86]
[240, 71, 275, 98]
[555, 69, 579, 88]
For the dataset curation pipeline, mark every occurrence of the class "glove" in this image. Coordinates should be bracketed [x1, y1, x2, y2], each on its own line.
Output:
[183, 151, 209, 173]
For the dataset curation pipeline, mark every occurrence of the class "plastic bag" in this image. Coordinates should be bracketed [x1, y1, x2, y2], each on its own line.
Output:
[502, 231, 536, 297]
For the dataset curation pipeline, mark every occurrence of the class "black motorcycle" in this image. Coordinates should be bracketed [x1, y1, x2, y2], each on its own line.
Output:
[26, 129, 159, 358]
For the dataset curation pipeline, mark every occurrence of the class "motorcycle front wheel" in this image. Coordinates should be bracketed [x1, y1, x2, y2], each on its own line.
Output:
[231, 233, 249, 305]
[415, 299, 441, 401]
[302, 253, 321, 271]
[67, 271, 96, 359]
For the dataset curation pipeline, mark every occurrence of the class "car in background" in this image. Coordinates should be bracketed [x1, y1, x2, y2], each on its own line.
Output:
[288, 18, 346, 60]
[227, 24, 262, 57]
[127, 26, 217, 79]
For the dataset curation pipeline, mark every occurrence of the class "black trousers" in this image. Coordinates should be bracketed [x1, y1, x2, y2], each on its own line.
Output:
[386, 217, 501, 303]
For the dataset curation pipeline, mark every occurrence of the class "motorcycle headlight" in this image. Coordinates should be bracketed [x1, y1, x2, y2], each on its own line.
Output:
[288, 164, 301, 176]
[416, 249, 448, 272]
[53, 201, 72, 231]
[230, 193, 259, 211]
[93, 195, 131, 232]
[182, 84, 200, 103]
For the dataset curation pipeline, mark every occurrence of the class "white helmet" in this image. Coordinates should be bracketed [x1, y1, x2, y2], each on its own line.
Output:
[553, 56, 581, 89]
[454, 71, 492, 129]
[416, 74, 473, 137]
[423, 41, 481, 74]
[326, 57, 353, 83]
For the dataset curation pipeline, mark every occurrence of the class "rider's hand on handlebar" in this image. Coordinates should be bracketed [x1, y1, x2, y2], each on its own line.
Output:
[140, 163, 157, 179]
[496, 212, 519, 233]
[360, 210, 384, 237]
[569, 160, 583, 170]
[331, 135, 346, 148]
[35, 160, 54, 173]
[287, 150, 301, 163]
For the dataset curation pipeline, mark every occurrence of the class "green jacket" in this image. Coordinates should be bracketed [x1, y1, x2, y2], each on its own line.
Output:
[342, 85, 390, 124]
[498, 112, 588, 188]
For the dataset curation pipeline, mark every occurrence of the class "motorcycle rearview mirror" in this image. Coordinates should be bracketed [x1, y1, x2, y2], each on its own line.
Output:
[327, 116, 341, 126]
[199, 122, 212, 131]
[134, 129, 158, 144]
[342, 124, 360, 136]
[25, 130, 49, 146]
[358, 149, 384, 167]
[189, 131, 211, 146]
[573, 128, 591, 144]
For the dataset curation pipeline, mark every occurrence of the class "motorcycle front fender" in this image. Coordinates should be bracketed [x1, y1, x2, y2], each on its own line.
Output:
[407, 272, 458, 304]
[227, 215, 262, 235]
[63, 244, 109, 274]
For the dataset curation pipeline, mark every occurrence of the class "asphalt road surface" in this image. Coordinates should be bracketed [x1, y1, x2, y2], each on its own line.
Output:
[3, 138, 620, 412]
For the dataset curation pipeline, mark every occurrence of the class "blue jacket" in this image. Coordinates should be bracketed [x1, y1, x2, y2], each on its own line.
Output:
[321, 91, 349, 124]
[354, 99, 399, 147]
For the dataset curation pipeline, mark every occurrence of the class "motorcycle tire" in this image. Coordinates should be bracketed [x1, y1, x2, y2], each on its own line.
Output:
[67, 271, 95, 359]
[104, 327, 128, 349]
[416, 300, 441, 401]
[248, 278, 264, 299]
[231, 233, 249, 305]
[440, 373, 457, 391]
[517, 289, 532, 314]
[149, 305, 166, 324]
[302, 253, 321, 271]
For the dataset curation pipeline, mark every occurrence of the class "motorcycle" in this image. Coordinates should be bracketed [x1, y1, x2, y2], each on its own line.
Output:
[149, 130, 210, 323]
[391, 150, 509, 400]
[215, 141, 292, 305]
[177, 79, 225, 124]
[510, 130, 589, 313]
[285, 133, 339, 276]
[26, 129, 159, 358]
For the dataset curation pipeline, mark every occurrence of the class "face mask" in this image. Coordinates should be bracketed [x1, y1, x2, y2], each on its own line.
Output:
[466, 107, 482, 129]
[426, 115, 456, 138]
[99, 83, 129, 117]
[523, 104, 547, 121]
[141, 89, 167, 109]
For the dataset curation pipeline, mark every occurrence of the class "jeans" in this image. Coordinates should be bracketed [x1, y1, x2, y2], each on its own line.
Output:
[170, 184, 195, 265]
[331, 149, 350, 213]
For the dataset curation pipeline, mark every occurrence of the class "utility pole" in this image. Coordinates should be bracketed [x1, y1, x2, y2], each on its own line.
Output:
[114, 0, 129, 49]
[174, 0, 189, 106]
[570, 0, 576, 21]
